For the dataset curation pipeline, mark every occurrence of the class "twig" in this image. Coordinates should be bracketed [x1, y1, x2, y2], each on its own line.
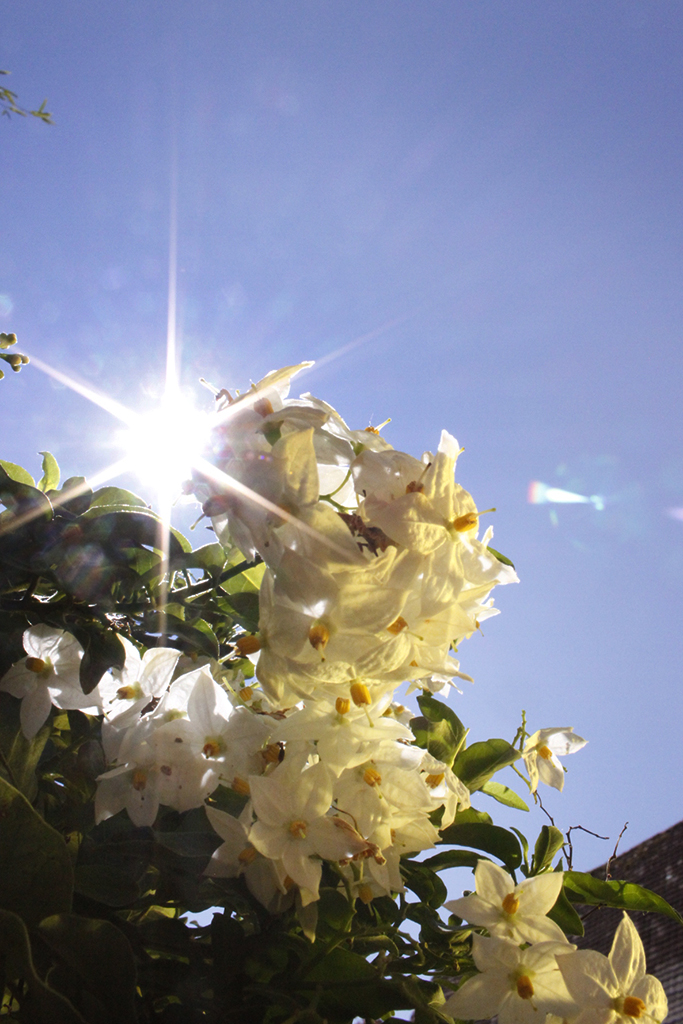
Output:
[606, 822, 629, 880]
[173, 558, 262, 601]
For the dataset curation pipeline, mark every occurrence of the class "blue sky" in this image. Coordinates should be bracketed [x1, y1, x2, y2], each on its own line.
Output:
[2, 1, 683, 871]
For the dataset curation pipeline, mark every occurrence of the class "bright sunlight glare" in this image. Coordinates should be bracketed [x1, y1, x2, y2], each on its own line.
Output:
[116, 394, 213, 495]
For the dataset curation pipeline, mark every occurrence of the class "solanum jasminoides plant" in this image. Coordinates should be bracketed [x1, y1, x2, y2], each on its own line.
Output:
[0, 362, 678, 1024]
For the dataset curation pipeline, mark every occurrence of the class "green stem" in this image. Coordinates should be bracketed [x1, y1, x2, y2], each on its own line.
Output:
[0, 744, 18, 788]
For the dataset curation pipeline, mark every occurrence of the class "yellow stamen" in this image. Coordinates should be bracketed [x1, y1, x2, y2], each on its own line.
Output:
[308, 622, 330, 657]
[502, 892, 520, 915]
[364, 418, 390, 434]
[452, 507, 496, 532]
[538, 744, 553, 760]
[202, 739, 222, 758]
[289, 819, 307, 839]
[335, 697, 351, 715]
[116, 685, 137, 700]
[425, 773, 445, 789]
[235, 635, 261, 656]
[25, 657, 47, 673]
[238, 846, 258, 865]
[409, 659, 419, 667]
[263, 743, 282, 764]
[363, 767, 382, 787]
[516, 976, 534, 1000]
[232, 776, 250, 796]
[621, 997, 647, 1018]
[240, 686, 254, 702]
[350, 681, 371, 706]
[132, 769, 147, 791]
[386, 616, 408, 635]
[357, 884, 374, 904]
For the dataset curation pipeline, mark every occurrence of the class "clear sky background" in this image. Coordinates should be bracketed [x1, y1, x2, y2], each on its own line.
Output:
[2, 1, 683, 875]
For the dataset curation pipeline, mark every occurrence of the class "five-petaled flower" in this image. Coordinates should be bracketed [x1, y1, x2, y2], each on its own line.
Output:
[558, 912, 668, 1024]
[523, 726, 587, 793]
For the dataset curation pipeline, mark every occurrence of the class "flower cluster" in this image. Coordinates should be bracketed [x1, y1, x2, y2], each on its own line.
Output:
[2, 363, 667, 1024]
[445, 862, 667, 1024]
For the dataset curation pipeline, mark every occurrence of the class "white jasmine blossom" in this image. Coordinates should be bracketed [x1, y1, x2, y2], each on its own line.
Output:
[523, 727, 588, 793]
[0, 624, 103, 739]
[557, 913, 668, 1024]
[444, 934, 578, 1024]
[446, 860, 568, 944]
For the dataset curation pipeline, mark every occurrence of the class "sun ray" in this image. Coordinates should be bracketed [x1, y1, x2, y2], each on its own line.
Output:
[155, 159, 181, 644]
[25, 354, 136, 425]
[194, 457, 357, 562]
[311, 314, 410, 375]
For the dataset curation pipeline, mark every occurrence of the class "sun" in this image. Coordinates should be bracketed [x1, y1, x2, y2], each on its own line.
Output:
[115, 391, 214, 497]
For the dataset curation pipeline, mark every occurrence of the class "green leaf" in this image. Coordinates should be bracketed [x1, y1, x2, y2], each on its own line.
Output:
[48, 476, 93, 516]
[78, 508, 186, 558]
[0, 691, 52, 800]
[224, 591, 260, 632]
[548, 884, 585, 937]
[531, 825, 565, 875]
[178, 542, 227, 575]
[38, 914, 138, 1024]
[452, 737, 520, 792]
[0, 909, 87, 1023]
[455, 806, 493, 825]
[438, 821, 523, 872]
[37, 451, 60, 492]
[480, 779, 529, 811]
[487, 545, 516, 569]
[401, 859, 448, 908]
[411, 693, 468, 767]
[303, 947, 408, 1021]
[73, 863, 144, 907]
[0, 776, 73, 927]
[221, 558, 266, 594]
[0, 465, 53, 521]
[71, 626, 126, 695]
[563, 871, 683, 926]
[421, 848, 482, 872]
[88, 485, 149, 509]
[0, 459, 34, 486]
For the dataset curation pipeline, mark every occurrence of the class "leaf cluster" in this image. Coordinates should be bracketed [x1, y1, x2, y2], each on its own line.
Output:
[0, 72, 52, 123]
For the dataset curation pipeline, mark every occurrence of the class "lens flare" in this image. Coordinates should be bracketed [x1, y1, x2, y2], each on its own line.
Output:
[528, 481, 605, 511]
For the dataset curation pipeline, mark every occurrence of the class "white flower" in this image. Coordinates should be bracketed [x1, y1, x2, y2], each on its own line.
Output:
[523, 727, 587, 793]
[98, 636, 180, 728]
[0, 624, 103, 738]
[557, 913, 668, 1024]
[248, 760, 369, 903]
[444, 934, 578, 1024]
[95, 718, 219, 826]
[446, 860, 568, 944]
